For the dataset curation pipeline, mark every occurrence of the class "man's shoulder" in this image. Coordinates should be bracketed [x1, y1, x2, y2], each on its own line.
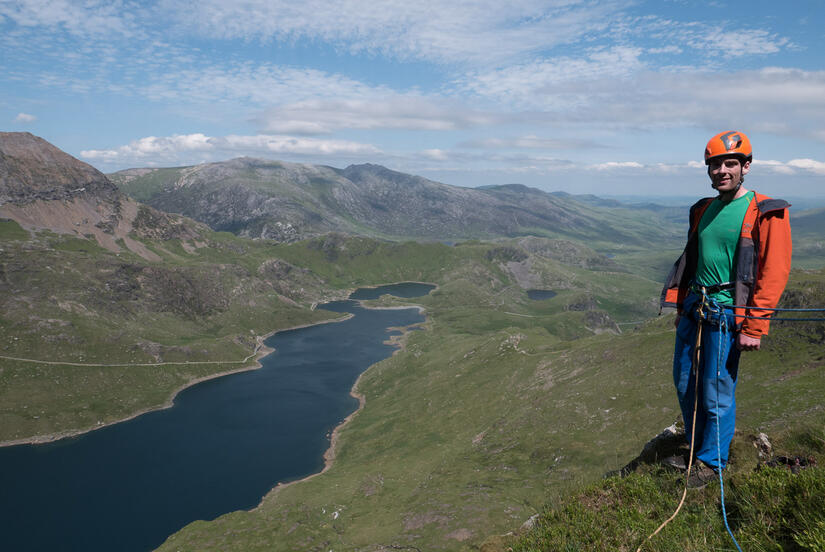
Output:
[752, 191, 791, 215]
[689, 196, 715, 210]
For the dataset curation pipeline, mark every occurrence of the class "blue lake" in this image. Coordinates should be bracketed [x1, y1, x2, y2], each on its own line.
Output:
[0, 283, 434, 552]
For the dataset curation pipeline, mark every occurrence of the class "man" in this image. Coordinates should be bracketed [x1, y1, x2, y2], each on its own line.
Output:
[660, 130, 792, 487]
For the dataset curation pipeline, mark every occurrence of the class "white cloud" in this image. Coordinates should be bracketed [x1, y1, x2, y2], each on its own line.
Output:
[458, 46, 645, 110]
[14, 112, 36, 123]
[459, 135, 604, 150]
[220, 134, 381, 155]
[754, 159, 795, 175]
[629, 17, 792, 62]
[787, 158, 825, 175]
[687, 27, 789, 57]
[140, 65, 380, 105]
[81, 134, 214, 161]
[257, 96, 496, 135]
[459, 63, 825, 140]
[592, 161, 644, 171]
[750, 158, 825, 176]
[80, 133, 381, 165]
[421, 149, 449, 161]
[134, 63, 499, 134]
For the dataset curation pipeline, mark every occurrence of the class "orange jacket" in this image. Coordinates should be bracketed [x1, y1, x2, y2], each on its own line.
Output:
[660, 191, 792, 338]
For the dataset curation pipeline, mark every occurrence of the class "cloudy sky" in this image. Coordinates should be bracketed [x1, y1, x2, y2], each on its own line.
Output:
[2, 0, 824, 197]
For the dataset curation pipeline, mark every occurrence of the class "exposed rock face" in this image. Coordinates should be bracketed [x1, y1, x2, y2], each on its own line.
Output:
[0, 132, 203, 261]
[111, 158, 664, 245]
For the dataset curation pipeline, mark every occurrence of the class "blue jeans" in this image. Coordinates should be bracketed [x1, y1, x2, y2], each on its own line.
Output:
[673, 292, 741, 470]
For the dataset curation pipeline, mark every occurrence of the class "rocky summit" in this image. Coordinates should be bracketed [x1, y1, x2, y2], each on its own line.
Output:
[0, 132, 118, 206]
[0, 132, 202, 261]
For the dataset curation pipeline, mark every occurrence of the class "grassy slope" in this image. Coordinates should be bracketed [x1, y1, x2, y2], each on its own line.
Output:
[509, 268, 825, 551]
[158, 267, 824, 551]
[791, 207, 825, 270]
[107, 168, 186, 202]
[0, 220, 338, 443]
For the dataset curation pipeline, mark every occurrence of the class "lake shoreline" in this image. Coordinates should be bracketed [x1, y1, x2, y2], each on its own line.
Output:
[239, 287, 438, 510]
[0, 283, 435, 449]
[0, 312, 354, 449]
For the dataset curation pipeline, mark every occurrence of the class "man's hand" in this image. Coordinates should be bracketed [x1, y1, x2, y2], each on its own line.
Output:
[737, 333, 761, 351]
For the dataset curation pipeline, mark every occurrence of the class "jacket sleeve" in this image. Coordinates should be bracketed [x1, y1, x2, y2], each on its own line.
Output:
[741, 208, 792, 338]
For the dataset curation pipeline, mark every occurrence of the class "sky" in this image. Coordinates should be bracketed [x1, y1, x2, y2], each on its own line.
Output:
[2, 0, 824, 198]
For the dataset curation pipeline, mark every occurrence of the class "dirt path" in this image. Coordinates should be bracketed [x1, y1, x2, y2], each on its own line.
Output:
[0, 340, 266, 367]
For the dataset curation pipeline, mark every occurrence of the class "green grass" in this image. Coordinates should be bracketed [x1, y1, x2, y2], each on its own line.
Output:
[110, 167, 185, 202]
[511, 425, 825, 552]
[0, 218, 29, 240]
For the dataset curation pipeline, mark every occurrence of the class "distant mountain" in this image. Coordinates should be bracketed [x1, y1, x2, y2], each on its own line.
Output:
[110, 158, 683, 246]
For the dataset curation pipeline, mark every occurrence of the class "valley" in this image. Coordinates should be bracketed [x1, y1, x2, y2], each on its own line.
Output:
[1, 132, 823, 551]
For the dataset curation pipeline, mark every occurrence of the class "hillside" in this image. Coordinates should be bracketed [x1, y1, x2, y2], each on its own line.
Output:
[158, 268, 825, 551]
[509, 271, 825, 551]
[787, 207, 825, 270]
[109, 158, 684, 248]
[0, 134, 339, 443]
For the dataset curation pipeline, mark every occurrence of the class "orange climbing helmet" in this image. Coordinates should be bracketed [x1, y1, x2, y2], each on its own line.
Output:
[704, 130, 752, 165]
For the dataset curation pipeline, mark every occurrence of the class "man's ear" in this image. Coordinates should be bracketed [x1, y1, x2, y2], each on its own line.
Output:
[741, 160, 751, 175]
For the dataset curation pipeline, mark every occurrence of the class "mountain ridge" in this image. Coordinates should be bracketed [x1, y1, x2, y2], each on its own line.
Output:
[109, 156, 684, 247]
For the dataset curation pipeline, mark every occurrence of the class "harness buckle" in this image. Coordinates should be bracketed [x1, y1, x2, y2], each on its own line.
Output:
[691, 281, 734, 296]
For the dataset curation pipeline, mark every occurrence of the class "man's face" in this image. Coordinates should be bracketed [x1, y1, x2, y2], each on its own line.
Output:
[708, 157, 750, 193]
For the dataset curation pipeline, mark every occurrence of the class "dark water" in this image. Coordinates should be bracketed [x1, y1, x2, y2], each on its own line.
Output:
[526, 289, 557, 300]
[0, 284, 431, 552]
[348, 282, 435, 300]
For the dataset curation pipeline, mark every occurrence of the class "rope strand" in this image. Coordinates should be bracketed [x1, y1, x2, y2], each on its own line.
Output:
[710, 300, 744, 552]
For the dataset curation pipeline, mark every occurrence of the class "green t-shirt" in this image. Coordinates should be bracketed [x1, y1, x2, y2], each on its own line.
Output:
[695, 191, 754, 304]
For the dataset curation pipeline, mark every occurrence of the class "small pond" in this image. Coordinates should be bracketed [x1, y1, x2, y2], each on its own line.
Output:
[527, 289, 558, 301]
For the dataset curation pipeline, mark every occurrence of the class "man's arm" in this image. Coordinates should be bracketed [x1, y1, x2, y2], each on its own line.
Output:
[739, 207, 792, 345]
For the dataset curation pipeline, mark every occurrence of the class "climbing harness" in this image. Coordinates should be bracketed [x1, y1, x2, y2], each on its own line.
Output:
[638, 289, 825, 552]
